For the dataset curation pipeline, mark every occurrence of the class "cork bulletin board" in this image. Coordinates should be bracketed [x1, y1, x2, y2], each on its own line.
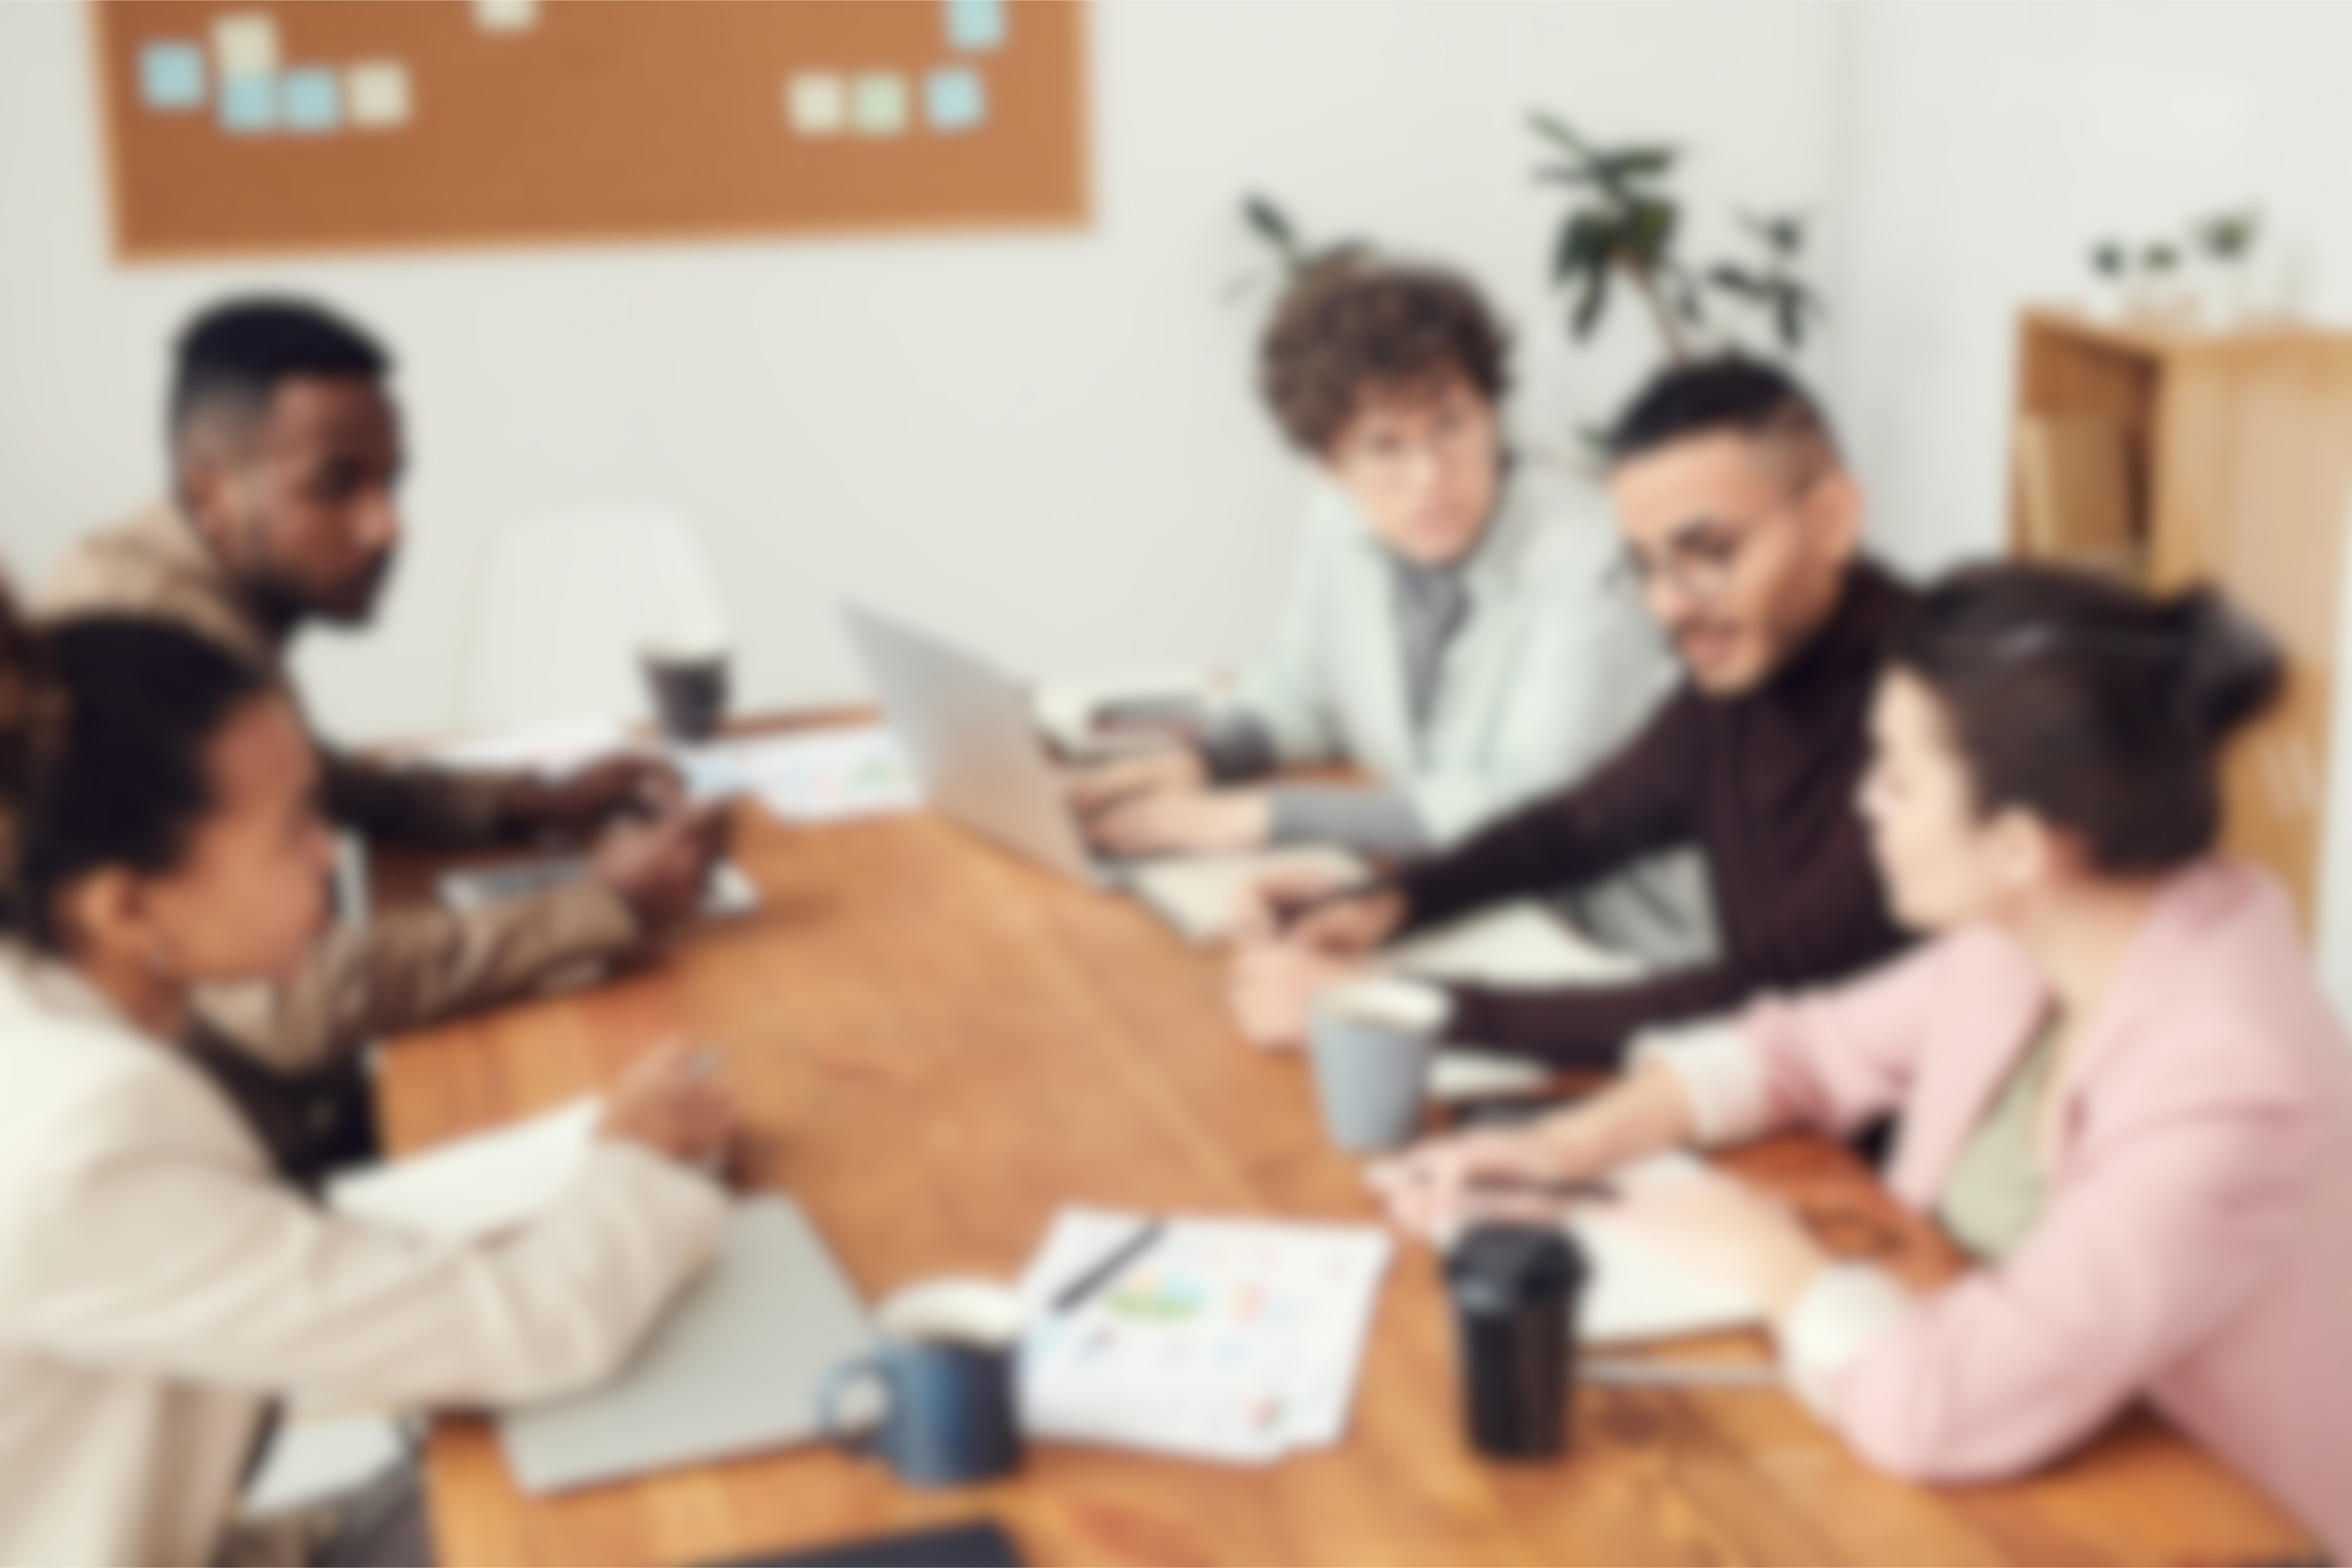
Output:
[90, 0, 1090, 259]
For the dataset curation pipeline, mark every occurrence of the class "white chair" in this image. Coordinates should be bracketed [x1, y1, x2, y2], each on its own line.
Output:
[458, 508, 731, 736]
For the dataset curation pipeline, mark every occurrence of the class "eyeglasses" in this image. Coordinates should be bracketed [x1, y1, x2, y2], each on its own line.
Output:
[1331, 402, 1489, 488]
[1610, 474, 1824, 604]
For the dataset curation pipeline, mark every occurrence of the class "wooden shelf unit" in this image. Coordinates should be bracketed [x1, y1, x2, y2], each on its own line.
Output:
[2009, 307, 2352, 927]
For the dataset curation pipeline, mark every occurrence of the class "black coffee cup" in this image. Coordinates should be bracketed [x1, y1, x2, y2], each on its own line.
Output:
[641, 639, 731, 745]
[817, 1279, 1025, 1488]
[1445, 1224, 1585, 1460]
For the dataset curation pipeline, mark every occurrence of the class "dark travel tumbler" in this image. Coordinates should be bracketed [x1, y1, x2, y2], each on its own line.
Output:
[1445, 1223, 1585, 1460]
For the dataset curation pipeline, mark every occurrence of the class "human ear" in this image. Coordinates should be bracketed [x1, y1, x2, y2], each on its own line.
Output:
[1984, 808, 2050, 892]
[49, 866, 155, 967]
[1805, 470, 1865, 566]
[176, 448, 248, 558]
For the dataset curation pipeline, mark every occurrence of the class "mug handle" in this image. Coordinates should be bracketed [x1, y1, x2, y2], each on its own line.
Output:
[816, 1353, 896, 1455]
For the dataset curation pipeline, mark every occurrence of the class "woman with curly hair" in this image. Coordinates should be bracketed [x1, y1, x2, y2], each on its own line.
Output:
[1075, 260, 1709, 963]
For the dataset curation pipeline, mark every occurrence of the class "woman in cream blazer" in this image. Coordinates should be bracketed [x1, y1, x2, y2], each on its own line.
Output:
[1373, 563, 2352, 1553]
[0, 610, 732, 1567]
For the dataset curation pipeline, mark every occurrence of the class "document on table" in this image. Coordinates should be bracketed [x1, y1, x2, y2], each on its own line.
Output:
[1425, 1150, 1763, 1346]
[1388, 900, 1648, 1100]
[326, 1098, 601, 1243]
[684, 725, 920, 822]
[1017, 1209, 1392, 1465]
[1571, 1152, 1767, 1345]
[1389, 898, 1646, 989]
[1127, 846, 1371, 944]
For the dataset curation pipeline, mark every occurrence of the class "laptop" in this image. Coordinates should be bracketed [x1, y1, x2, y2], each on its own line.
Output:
[843, 603, 1128, 886]
[497, 1196, 876, 1495]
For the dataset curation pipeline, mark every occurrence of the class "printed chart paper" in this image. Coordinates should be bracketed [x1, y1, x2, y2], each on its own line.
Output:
[1018, 1209, 1392, 1465]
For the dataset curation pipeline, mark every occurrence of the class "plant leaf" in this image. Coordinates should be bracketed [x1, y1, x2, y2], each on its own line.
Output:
[1529, 111, 1588, 157]
[1624, 201, 1677, 268]
[1598, 146, 1679, 182]
[1777, 292, 1806, 350]
[1243, 194, 1297, 252]
[1571, 263, 1611, 341]
[1669, 264, 1708, 327]
[1707, 263, 1764, 299]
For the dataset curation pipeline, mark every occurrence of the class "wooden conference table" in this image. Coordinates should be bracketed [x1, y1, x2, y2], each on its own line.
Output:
[372, 717, 2319, 1568]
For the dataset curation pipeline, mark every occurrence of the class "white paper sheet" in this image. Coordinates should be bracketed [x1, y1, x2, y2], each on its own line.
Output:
[1017, 1209, 1392, 1465]
[1389, 899, 1647, 990]
[1425, 1049, 1551, 1102]
[326, 1099, 601, 1244]
[713, 726, 920, 822]
[1127, 847, 1370, 944]
[1431, 1151, 1763, 1346]
[1571, 1152, 1764, 1345]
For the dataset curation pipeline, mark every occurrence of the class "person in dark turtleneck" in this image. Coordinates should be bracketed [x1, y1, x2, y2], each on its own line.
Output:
[1229, 358, 1917, 1069]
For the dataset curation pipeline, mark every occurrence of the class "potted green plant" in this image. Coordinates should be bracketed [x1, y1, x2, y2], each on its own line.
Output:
[1528, 112, 1823, 364]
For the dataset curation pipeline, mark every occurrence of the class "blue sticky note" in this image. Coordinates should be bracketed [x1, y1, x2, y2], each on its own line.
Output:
[140, 40, 207, 111]
[281, 67, 342, 133]
[218, 72, 278, 133]
[925, 67, 987, 133]
[945, 0, 1006, 52]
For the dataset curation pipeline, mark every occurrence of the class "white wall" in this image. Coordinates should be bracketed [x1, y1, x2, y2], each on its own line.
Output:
[0, 0, 1844, 743]
[14, 0, 2350, 993]
[1828, 4, 2352, 1001]
[1834, 2, 2352, 576]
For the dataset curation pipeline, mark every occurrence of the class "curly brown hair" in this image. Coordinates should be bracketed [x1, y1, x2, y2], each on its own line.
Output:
[1257, 262, 1511, 456]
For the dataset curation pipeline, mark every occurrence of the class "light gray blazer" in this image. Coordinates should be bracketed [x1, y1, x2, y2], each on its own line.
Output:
[1231, 457, 1715, 963]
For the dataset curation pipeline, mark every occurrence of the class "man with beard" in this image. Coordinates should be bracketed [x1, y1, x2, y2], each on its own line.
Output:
[1229, 358, 1915, 1069]
[39, 299, 724, 1178]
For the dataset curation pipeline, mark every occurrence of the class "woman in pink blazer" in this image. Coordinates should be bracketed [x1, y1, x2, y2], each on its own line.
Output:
[1373, 562, 2352, 1552]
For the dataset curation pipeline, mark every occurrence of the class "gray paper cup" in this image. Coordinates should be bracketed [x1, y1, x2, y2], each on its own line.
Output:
[1308, 977, 1451, 1153]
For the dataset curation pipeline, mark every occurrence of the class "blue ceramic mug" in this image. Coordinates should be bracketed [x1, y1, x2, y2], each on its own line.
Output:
[817, 1279, 1025, 1488]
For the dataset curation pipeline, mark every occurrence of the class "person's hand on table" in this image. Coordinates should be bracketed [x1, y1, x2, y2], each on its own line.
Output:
[1065, 747, 1206, 819]
[600, 1036, 737, 1171]
[590, 800, 730, 931]
[1087, 787, 1271, 856]
[504, 753, 686, 840]
[1366, 1109, 1621, 1238]
[1235, 874, 1407, 955]
[1225, 931, 1374, 1049]
[1368, 1060, 1711, 1241]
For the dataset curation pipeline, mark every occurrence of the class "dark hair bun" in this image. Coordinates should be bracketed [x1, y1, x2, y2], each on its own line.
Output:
[2170, 586, 2284, 742]
[1893, 561, 2285, 877]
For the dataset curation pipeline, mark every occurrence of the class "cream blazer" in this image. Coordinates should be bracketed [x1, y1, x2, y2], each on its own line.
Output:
[0, 952, 727, 1568]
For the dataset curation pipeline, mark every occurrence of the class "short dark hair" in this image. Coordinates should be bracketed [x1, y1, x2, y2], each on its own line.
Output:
[1607, 357, 1838, 469]
[1258, 262, 1509, 455]
[0, 603, 272, 952]
[1891, 562, 2284, 875]
[169, 298, 390, 445]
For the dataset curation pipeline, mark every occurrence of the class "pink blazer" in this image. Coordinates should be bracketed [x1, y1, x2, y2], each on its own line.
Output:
[1740, 858, 2352, 1552]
